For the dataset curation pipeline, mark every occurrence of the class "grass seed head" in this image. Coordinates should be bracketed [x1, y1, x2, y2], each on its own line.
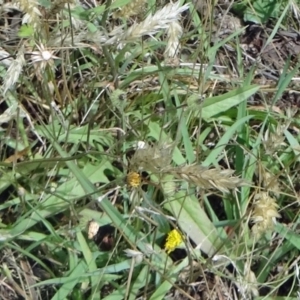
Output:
[262, 171, 281, 196]
[0, 48, 13, 68]
[263, 125, 285, 155]
[3, 46, 25, 94]
[121, 1, 189, 44]
[164, 21, 183, 59]
[19, 0, 41, 28]
[172, 165, 245, 193]
[251, 192, 280, 238]
[110, 89, 127, 111]
[130, 143, 173, 173]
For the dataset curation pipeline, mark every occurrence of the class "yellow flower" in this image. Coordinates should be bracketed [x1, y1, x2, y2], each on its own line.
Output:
[165, 229, 183, 254]
[127, 172, 141, 188]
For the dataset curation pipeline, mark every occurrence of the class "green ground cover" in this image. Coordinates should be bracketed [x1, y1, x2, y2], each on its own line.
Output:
[1, 0, 300, 299]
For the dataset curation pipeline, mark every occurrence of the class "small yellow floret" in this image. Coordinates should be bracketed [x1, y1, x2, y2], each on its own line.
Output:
[127, 172, 141, 188]
[165, 229, 183, 254]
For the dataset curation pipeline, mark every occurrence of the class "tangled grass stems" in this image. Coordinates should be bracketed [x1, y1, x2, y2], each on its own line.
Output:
[1, 0, 299, 298]
[48, 1, 189, 61]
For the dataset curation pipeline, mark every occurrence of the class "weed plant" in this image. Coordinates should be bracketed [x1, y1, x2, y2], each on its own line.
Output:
[1, 0, 300, 299]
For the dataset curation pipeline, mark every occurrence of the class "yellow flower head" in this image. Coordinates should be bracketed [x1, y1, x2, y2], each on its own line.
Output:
[165, 229, 183, 254]
[127, 171, 141, 188]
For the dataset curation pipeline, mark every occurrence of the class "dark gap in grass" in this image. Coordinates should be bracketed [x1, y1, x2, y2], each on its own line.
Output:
[94, 224, 115, 251]
[206, 194, 226, 221]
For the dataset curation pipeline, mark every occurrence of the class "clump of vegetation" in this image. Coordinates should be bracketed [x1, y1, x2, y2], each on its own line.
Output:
[1, 0, 300, 299]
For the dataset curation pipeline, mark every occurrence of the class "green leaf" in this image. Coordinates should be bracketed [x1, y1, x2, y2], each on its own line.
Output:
[247, 0, 280, 23]
[200, 85, 259, 120]
[87, 22, 98, 33]
[76, 231, 100, 299]
[275, 222, 300, 251]
[18, 25, 34, 38]
[38, 0, 51, 8]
